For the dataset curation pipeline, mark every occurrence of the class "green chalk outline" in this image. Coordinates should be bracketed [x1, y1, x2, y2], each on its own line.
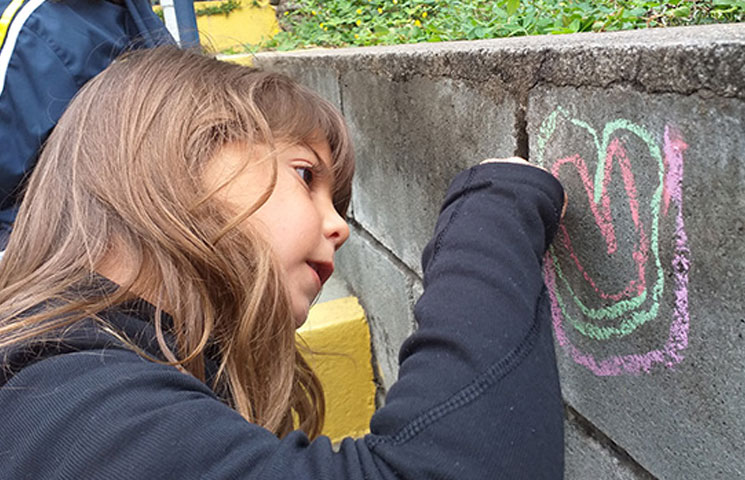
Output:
[535, 106, 666, 339]
[550, 262, 662, 340]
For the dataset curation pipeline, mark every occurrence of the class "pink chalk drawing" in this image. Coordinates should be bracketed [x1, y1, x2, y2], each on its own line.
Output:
[535, 107, 691, 376]
[552, 139, 649, 303]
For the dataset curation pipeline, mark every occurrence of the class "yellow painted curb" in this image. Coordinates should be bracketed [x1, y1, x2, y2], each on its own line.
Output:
[297, 296, 376, 443]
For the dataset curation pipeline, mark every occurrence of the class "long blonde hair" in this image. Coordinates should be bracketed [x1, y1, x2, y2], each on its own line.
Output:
[0, 46, 354, 438]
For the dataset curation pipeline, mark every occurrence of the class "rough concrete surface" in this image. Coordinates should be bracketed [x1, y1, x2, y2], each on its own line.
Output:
[528, 86, 745, 479]
[253, 24, 745, 100]
[341, 70, 517, 274]
[334, 225, 419, 391]
[257, 63, 343, 111]
[564, 414, 652, 480]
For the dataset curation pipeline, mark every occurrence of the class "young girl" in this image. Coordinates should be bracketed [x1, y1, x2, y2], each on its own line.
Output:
[0, 47, 566, 478]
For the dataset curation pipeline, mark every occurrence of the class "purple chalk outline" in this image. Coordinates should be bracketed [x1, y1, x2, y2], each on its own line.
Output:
[547, 125, 691, 375]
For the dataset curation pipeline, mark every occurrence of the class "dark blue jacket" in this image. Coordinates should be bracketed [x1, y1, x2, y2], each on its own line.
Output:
[0, 163, 566, 479]
[0, 0, 171, 234]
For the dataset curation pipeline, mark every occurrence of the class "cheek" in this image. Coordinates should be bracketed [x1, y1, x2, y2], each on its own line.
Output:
[250, 210, 315, 268]
[285, 214, 324, 267]
[247, 175, 325, 266]
[286, 210, 321, 252]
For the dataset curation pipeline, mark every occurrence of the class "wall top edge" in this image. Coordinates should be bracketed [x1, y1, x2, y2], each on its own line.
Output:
[252, 23, 745, 61]
[247, 23, 745, 100]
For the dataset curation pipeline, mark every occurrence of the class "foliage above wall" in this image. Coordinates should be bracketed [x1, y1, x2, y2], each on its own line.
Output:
[259, 0, 745, 51]
[154, 0, 267, 21]
[194, 0, 243, 18]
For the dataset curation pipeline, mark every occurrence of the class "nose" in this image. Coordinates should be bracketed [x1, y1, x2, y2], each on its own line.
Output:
[322, 202, 350, 250]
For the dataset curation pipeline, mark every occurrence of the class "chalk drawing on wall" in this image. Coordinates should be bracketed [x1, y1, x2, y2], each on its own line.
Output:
[535, 106, 690, 376]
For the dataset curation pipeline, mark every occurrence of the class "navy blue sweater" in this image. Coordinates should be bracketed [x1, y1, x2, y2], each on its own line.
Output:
[0, 163, 565, 479]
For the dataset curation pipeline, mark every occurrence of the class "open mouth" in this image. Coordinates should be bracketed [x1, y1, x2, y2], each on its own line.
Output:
[307, 261, 334, 286]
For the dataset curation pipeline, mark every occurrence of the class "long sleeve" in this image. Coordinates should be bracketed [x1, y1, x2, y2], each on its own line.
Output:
[368, 162, 566, 477]
[0, 163, 565, 479]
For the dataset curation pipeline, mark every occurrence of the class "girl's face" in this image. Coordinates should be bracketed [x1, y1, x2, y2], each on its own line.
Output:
[206, 140, 350, 327]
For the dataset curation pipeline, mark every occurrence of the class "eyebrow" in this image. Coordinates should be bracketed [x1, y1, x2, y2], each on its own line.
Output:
[306, 144, 332, 180]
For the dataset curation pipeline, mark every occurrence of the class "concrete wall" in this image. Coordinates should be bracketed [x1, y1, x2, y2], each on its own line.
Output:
[249, 24, 745, 479]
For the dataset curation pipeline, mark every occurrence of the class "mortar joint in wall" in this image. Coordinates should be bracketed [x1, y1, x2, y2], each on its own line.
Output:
[348, 219, 423, 284]
[514, 94, 529, 161]
[564, 402, 658, 480]
[337, 71, 346, 116]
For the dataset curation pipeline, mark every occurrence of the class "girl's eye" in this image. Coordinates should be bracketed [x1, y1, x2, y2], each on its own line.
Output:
[295, 166, 314, 186]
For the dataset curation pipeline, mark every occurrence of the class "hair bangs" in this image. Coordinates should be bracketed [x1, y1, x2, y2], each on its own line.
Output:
[246, 74, 355, 217]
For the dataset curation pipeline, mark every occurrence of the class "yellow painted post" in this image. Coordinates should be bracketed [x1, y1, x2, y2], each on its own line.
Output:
[297, 297, 377, 443]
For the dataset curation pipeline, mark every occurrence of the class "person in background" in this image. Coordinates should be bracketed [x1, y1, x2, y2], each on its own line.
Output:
[0, 0, 173, 248]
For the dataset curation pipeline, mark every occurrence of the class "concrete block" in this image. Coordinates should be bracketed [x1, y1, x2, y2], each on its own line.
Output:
[341, 70, 517, 274]
[334, 225, 419, 392]
[249, 57, 343, 110]
[529, 86, 745, 479]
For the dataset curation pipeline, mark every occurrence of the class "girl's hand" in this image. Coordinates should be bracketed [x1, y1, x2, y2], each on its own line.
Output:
[479, 157, 568, 220]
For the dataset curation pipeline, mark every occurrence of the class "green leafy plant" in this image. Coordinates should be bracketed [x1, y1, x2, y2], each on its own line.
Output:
[194, 0, 243, 17]
[250, 0, 745, 52]
[154, 0, 262, 22]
